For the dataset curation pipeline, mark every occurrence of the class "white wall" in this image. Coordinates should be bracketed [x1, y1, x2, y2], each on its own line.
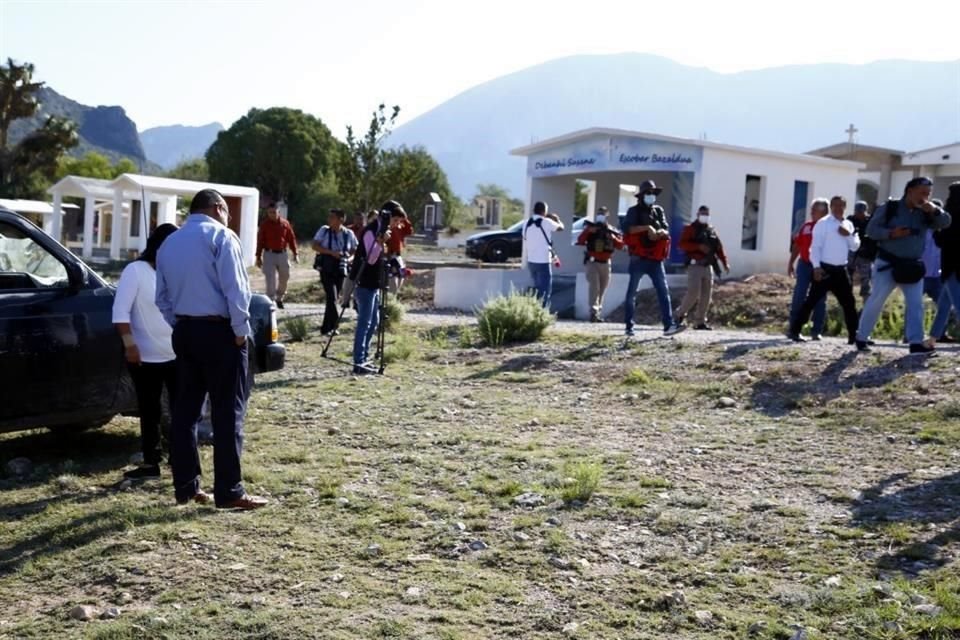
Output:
[434, 267, 530, 311]
[890, 170, 916, 199]
[239, 195, 257, 266]
[698, 148, 858, 277]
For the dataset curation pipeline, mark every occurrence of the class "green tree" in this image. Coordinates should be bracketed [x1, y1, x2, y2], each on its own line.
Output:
[474, 183, 525, 227]
[166, 157, 209, 181]
[0, 58, 78, 198]
[55, 151, 135, 180]
[339, 104, 400, 211]
[373, 145, 457, 229]
[206, 107, 340, 221]
[574, 180, 589, 216]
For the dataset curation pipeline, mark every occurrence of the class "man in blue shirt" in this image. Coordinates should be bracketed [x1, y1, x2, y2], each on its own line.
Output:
[854, 177, 951, 353]
[156, 189, 267, 510]
[312, 208, 358, 336]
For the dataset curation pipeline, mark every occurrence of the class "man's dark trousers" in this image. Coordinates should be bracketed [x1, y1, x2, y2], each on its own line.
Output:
[791, 263, 859, 340]
[128, 360, 177, 466]
[170, 318, 248, 505]
[320, 269, 345, 334]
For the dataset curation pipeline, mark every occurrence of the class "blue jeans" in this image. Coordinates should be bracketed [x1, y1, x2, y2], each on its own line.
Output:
[856, 259, 925, 345]
[624, 256, 673, 331]
[353, 286, 380, 365]
[931, 274, 960, 338]
[528, 261, 552, 308]
[790, 259, 826, 335]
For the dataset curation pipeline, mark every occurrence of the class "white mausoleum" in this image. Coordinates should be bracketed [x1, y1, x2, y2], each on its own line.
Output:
[46, 174, 260, 265]
[435, 127, 864, 319]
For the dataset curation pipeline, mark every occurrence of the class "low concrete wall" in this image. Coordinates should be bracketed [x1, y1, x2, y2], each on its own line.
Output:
[434, 267, 530, 311]
[436, 266, 689, 320]
[574, 272, 687, 320]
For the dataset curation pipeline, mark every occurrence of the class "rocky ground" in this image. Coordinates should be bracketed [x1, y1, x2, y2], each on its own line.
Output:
[1, 258, 957, 639]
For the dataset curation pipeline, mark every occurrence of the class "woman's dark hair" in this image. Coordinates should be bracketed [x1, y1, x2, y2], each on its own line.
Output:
[139, 223, 179, 264]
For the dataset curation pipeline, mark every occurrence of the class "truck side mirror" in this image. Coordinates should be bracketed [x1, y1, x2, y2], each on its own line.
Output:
[67, 263, 85, 290]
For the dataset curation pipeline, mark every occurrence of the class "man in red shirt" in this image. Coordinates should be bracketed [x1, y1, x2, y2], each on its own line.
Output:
[787, 198, 827, 338]
[255, 202, 299, 309]
[385, 209, 414, 292]
[576, 207, 624, 322]
[675, 206, 730, 330]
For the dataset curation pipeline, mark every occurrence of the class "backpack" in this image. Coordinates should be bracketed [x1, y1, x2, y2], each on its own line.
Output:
[624, 205, 669, 260]
[587, 224, 616, 255]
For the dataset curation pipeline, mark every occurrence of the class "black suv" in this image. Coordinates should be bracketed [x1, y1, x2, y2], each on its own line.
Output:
[0, 208, 285, 435]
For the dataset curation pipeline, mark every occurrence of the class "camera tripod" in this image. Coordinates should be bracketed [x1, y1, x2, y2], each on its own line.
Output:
[320, 255, 390, 375]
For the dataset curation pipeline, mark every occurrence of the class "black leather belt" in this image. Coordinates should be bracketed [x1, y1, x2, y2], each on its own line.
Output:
[266, 249, 286, 254]
[587, 257, 609, 264]
[176, 315, 230, 323]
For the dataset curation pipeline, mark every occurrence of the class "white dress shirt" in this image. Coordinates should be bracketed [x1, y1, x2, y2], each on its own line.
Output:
[112, 261, 176, 363]
[810, 214, 860, 268]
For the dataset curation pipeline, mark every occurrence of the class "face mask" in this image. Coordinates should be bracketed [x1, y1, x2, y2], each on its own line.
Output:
[642, 194, 656, 206]
[595, 215, 606, 224]
[698, 215, 710, 224]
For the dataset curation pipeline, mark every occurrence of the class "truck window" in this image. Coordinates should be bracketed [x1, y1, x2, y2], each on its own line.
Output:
[0, 222, 70, 289]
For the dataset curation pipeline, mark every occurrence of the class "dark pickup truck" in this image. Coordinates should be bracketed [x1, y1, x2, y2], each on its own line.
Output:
[0, 208, 285, 435]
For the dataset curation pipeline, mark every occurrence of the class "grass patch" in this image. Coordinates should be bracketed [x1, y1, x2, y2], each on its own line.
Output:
[284, 316, 312, 342]
[638, 475, 673, 489]
[559, 461, 602, 503]
[476, 291, 553, 346]
[623, 368, 653, 385]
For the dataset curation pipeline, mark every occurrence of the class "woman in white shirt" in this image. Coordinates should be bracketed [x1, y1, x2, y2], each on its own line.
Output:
[112, 223, 179, 479]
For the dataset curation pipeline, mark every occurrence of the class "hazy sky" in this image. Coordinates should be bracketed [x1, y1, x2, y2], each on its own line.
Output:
[2, 0, 958, 137]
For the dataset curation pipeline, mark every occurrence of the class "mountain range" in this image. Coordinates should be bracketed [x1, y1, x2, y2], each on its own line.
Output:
[9, 86, 155, 170]
[15, 54, 960, 197]
[140, 123, 224, 169]
[388, 54, 960, 197]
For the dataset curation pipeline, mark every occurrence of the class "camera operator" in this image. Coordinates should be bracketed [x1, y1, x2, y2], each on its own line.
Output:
[350, 201, 402, 375]
[312, 208, 357, 336]
[675, 206, 730, 330]
[339, 210, 379, 311]
[575, 206, 624, 322]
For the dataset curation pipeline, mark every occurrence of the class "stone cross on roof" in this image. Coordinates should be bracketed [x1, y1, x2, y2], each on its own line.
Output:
[845, 123, 859, 145]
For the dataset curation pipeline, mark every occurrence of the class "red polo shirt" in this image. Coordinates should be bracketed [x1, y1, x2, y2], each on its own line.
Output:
[793, 220, 816, 263]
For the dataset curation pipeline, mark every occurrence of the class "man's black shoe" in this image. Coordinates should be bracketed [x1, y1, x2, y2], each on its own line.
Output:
[787, 332, 806, 343]
[938, 335, 957, 344]
[123, 465, 160, 479]
[276, 299, 285, 310]
[855, 340, 872, 352]
[909, 343, 935, 354]
[810, 334, 823, 341]
[694, 324, 713, 331]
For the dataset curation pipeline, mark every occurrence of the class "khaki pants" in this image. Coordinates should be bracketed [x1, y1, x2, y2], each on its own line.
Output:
[262, 251, 290, 302]
[585, 260, 611, 318]
[676, 263, 714, 326]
